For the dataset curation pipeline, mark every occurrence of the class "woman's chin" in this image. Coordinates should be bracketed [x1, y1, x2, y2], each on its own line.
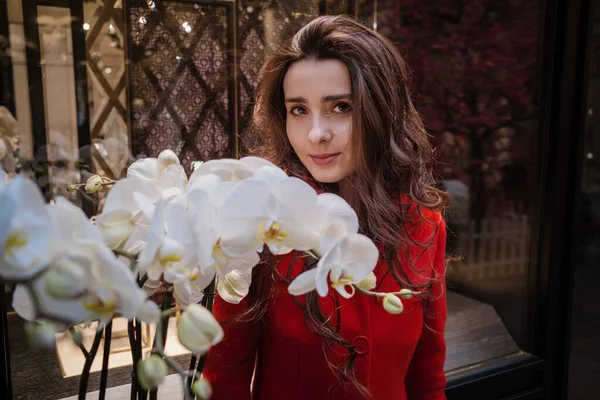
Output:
[309, 170, 344, 184]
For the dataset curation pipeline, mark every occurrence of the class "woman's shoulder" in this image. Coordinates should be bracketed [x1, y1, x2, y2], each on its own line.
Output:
[397, 194, 445, 245]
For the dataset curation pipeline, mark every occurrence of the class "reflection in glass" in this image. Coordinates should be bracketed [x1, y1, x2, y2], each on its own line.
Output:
[84, 0, 131, 181]
[568, 1, 600, 397]
[378, 0, 541, 367]
[37, 5, 80, 201]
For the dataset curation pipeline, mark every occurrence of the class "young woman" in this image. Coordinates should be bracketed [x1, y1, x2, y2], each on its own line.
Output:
[203, 15, 449, 400]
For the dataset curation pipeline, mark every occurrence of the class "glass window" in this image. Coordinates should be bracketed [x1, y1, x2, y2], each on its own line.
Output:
[568, 0, 600, 397]
[377, 0, 542, 363]
[1, 0, 545, 397]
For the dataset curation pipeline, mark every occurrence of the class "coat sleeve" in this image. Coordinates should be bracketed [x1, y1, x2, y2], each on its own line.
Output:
[201, 295, 257, 400]
[405, 215, 448, 400]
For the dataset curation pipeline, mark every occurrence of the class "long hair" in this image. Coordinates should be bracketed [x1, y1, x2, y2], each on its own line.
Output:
[240, 15, 449, 397]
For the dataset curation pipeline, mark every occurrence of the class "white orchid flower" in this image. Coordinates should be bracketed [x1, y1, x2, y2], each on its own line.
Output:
[186, 172, 224, 195]
[137, 200, 195, 281]
[126, 150, 188, 205]
[127, 149, 181, 183]
[94, 178, 160, 250]
[137, 199, 214, 306]
[186, 182, 258, 304]
[188, 156, 276, 187]
[216, 176, 325, 255]
[315, 193, 359, 256]
[12, 245, 147, 326]
[159, 163, 188, 204]
[167, 265, 213, 307]
[46, 197, 104, 251]
[0, 174, 52, 280]
[288, 234, 379, 299]
[188, 186, 258, 263]
[10, 197, 150, 325]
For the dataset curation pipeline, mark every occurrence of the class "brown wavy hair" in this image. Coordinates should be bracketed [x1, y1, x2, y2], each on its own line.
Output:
[238, 15, 449, 397]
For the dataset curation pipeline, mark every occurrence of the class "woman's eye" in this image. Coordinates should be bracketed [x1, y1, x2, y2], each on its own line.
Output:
[289, 106, 307, 116]
[332, 102, 353, 114]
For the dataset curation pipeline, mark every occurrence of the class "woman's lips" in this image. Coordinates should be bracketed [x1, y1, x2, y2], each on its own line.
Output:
[310, 153, 340, 166]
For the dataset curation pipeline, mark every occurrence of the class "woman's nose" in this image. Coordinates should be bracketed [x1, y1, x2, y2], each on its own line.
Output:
[307, 116, 332, 143]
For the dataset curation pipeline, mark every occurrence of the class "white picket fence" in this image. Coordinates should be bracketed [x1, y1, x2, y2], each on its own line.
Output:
[453, 214, 530, 280]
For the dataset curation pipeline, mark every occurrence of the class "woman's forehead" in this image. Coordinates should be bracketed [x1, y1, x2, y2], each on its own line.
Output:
[283, 59, 351, 100]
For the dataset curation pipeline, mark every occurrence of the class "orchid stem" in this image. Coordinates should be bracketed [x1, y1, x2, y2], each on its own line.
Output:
[68, 327, 89, 358]
[78, 326, 103, 400]
[149, 289, 173, 400]
[99, 322, 112, 400]
[154, 347, 191, 400]
[353, 284, 420, 299]
[135, 320, 147, 400]
[127, 320, 139, 400]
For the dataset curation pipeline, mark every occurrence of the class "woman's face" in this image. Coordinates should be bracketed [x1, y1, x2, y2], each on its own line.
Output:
[283, 59, 354, 183]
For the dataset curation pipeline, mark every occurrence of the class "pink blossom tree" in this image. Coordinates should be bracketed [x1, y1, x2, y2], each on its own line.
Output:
[378, 0, 540, 219]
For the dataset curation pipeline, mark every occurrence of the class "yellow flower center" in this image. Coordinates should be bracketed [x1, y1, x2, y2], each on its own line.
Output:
[159, 249, 184, 269]
[3, 231, 28, 258]
[189, 270, 199, 281]
[258, 221, 287, 243]
[330, 274, 356, 296]
[83, 295, 117, 316]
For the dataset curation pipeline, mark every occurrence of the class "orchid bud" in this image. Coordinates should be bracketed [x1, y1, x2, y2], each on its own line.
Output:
[66, 184, 77, 193]
[382, 293, 404, 315]
[177, 304, 223, 355]
[85, 175, 103, 193]
[137, 354, 168, 391]
[43, 259, 88, 300]
[191, 378, 213, 400]
[24, 322, 56, 349]
[158, 149, 180, 175]
[356, 272, 377, 291]
[398, 288, 415, 300]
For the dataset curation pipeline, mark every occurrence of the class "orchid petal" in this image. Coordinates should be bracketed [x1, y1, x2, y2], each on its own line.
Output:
[133, 191, 156, 221]
[128, 158, 158, 181]
[164, 202, 195, 246]
[288, 268, 318, 296]
[102, 178, 161, 214]
[253, 165, 288, 184]
[138, 200, 165, 268]
[315, 246, 339, 297]
[338, 234, 379, 282]
[238, 156, 276, 172]
[217, 178, 271, 254]
[186, 173, 222, 195]
[217, 269, 252, 304]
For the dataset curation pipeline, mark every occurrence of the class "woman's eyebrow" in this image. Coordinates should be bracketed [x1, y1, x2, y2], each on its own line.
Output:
[284, 94, 352, 103]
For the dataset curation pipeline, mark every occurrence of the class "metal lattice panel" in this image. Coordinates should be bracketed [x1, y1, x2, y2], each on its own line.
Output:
[84, 0, 130, 179]
[237, 1, 320, 155]
[126, 0, 234, 170]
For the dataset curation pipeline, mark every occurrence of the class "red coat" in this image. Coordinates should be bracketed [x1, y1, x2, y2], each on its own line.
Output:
[203, 207, 447, 400]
